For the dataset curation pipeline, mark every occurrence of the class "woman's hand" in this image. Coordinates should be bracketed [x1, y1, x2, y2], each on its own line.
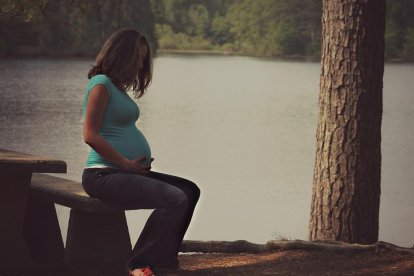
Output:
[120, 156, 154, 175]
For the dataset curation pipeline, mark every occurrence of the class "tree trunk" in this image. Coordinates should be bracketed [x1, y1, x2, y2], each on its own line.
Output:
[308, 0, 385, 244]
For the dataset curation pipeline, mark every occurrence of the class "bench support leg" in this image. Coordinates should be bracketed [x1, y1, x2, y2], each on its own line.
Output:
[65, 209, 132, 266]
[24, 196, 65, 268]
[0, 173, 34, 273]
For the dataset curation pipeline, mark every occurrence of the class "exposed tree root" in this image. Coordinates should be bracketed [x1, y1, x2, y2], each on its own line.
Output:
[180, 239, 414, 256]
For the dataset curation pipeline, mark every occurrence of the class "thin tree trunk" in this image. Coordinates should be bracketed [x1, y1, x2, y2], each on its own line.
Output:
[308, 0, 385, 244]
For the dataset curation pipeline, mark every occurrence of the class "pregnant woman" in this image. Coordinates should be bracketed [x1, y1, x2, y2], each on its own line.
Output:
[81, 28, 200, 276]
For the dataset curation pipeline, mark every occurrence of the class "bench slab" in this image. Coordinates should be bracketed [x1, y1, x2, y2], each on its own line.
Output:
[31, 173, 123, 212]
[0, 149, 66, 173]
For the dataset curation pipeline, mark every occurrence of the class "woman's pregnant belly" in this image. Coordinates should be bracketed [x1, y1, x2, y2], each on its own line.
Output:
[105, 125, 152, 166]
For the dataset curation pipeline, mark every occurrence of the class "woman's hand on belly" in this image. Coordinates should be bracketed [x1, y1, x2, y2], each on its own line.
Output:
[120, 156, 154, 175]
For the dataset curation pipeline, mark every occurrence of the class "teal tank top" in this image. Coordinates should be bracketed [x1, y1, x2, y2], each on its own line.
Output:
[81, 74, 151, 168]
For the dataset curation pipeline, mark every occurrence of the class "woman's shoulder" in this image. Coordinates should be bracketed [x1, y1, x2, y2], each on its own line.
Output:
[87, 74, 114, 97]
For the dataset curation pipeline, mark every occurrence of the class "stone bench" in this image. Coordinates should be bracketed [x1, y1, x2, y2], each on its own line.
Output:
[0, 148, 66, 272]
[25, 173, 132, 267]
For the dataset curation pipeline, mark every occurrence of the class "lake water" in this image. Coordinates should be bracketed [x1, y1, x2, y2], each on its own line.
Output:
[0, 56, 413, 248]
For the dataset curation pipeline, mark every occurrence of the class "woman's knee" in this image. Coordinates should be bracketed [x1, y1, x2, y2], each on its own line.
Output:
[149, 171, 201, 204]
[185, 180, 201, 203]
[193, 183, 201, 202]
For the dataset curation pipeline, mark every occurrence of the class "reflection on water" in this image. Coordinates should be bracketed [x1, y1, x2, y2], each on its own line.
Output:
[0, 56, 413, 247]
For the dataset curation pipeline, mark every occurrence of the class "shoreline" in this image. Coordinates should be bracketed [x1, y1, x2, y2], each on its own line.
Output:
[0, 49, 412, 64]
[156, 49, 322, 63]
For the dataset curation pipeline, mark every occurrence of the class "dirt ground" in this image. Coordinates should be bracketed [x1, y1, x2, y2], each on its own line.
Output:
[177, 248, 414, 275]
[13, 247, 414, 276]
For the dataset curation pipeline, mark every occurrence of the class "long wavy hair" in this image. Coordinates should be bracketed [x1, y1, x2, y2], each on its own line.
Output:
[88, 28, 153, 99]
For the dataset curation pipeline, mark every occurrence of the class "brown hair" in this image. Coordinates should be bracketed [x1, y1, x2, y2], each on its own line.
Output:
[88, 28, 152, 99]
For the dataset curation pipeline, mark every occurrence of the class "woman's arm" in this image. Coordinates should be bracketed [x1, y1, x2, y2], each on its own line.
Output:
[83, 85, 150, 173]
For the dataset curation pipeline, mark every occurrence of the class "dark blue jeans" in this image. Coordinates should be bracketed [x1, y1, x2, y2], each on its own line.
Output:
[81, 168, 200, 271]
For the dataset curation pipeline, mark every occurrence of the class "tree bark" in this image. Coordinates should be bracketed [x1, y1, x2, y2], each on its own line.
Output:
[308, 0, 385, 244]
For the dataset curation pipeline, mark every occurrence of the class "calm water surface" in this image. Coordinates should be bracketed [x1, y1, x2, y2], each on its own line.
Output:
[0, 56, 413, 247]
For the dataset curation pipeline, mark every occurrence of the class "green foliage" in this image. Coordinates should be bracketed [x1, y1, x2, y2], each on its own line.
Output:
[187, 4, 209, 37]
[0, 0, 156, 57]
[151, 0, 412, 60]
[151, 0, 323, 58]
[211, 16, 232, 45]
[1, 0, 413, 60]
[156, 23, 212, 50]
[0, 0, 48, 23]
[385, 0, 414, 61]
[402, 27, 414, 61]
[275, 23, 302, 56]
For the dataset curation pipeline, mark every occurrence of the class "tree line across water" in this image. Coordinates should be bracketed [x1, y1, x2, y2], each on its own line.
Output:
[1, 0, 413, 61]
